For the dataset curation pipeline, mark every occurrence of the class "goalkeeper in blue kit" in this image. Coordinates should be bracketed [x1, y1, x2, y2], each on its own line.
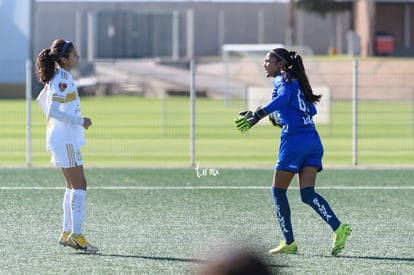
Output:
[235, 48, 351, 256]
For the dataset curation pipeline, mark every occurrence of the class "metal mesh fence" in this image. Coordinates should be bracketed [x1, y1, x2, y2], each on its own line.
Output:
[0, 58, 413, 167]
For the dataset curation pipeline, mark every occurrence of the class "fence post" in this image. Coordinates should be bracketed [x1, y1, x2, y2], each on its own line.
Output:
[352, 59, 358, 166]
[26, 60, 32, 167]
[190, 59, 196, 167]
[412, 88, 414, 137]
[223, 47, 230, 106]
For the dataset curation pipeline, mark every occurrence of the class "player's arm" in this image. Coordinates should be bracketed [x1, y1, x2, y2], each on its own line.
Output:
[263, 86, 289, 113]
[48, 100, 84, 125]
[48, 75, 87, 127]
[234, 106, 268, 133]
[235, 86, 289, 133]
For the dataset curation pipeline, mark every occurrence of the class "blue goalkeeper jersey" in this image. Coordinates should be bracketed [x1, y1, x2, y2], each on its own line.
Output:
[263, 74, 317, 138]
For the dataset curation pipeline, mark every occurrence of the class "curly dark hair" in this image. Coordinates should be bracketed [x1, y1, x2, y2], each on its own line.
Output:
[36, 39, 73, 84]
[270, 48, 321, 103]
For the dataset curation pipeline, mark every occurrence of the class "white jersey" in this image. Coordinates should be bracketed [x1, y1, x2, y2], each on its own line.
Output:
[44, 68, 85, 151]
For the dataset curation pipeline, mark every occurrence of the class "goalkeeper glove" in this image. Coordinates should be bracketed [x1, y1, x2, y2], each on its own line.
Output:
[269, 111, 282, 128]
[234, 107, 268, 133]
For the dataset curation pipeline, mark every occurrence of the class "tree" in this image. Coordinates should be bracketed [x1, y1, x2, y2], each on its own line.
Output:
[296, 0, 354, 54]
[287, 0, 296, 46]
[296, 0, 352, 18]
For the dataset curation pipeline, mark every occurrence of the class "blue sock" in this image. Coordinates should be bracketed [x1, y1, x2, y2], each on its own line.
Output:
[300, 187, 341, 231]
[271, 187, 294, 244]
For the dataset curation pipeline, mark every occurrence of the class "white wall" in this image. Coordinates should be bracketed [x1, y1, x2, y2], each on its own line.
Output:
[0, 0, 31, 83]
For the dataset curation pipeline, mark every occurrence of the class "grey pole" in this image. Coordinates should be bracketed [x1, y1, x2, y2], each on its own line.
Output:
[190, 59, 196, 167]
[352, 59, 358, 166]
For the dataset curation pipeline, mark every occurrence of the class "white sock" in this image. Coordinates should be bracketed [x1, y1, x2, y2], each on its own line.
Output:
[71, 189, 86, 235]
[62, 188, 72, 233]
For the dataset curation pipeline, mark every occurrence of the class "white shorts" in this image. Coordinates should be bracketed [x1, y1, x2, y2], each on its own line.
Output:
[50, 144, 83, 168]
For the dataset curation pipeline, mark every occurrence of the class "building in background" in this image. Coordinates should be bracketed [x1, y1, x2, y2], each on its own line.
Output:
[354, 0, 414, 56]
[0, 0, 31, 96]
[33, 1, 349, 61]
[1, 0, 414, 97]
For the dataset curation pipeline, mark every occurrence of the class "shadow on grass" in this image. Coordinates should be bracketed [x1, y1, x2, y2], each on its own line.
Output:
[339, 255, 414, 262]
[316, 254, 414, 262]
[77, 252, 290, 270]
[78, 252, 208, 263]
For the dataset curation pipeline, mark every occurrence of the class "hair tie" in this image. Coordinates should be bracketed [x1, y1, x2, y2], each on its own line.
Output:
[45, 48, 54, 61]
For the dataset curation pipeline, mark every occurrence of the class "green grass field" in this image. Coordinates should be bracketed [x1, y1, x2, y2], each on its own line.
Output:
[0, 96, 413, 167]
[0, 168, 413, 274]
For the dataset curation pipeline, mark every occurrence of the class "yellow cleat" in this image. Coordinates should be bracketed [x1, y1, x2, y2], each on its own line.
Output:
[269, 241, 298, 255]
[68, 233, 98, 253]
[59, 231, 71, 247]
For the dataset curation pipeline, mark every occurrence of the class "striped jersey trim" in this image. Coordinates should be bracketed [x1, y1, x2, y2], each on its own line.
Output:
[65, 92, 77, 102]
[66, 144, 76, 167]
[52, 91, 77, 103]
[59, 70, 69, 80]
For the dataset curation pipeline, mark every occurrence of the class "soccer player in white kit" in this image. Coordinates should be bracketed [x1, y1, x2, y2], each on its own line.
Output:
[36, 39, 98, 253]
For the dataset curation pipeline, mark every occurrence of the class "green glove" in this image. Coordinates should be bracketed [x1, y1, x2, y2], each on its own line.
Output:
[234, 107, 268, 133]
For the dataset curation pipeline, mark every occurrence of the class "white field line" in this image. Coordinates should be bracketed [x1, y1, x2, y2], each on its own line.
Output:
[0, 186, 413, 190]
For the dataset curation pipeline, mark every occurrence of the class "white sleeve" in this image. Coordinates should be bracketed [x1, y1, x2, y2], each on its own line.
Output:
[48, 100, 84, 125]
[36, 86, 50, 115]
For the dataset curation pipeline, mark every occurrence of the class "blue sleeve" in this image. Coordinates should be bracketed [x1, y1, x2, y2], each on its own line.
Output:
[263, 85, 290, 114]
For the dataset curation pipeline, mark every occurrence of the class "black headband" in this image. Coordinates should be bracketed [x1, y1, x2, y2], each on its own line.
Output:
[270, 50, 292, 69]
[55, 40, 70, 61]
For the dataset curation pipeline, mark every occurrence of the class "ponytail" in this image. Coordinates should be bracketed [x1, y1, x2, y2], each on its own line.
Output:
[36, 48, 56, 84]
[288, 51, 321, 103]
[270, 48, 321, 103]
[35, 39, 73, 84]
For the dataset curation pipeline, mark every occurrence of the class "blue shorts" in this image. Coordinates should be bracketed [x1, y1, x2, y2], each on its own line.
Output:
[275, 131, 323, 173]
